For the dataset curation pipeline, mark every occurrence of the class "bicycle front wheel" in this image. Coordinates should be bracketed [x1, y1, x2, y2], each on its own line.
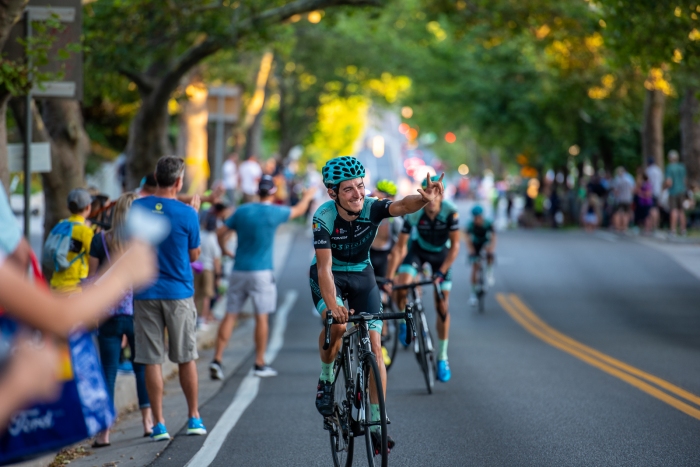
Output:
[362, 355, 388, 467]
[330, 359, 354, 467]
[416, 313, 435, 394]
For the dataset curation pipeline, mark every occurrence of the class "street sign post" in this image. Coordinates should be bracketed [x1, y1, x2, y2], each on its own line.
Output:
[2, 0, 82, 238]
[207, 86, 241, 184]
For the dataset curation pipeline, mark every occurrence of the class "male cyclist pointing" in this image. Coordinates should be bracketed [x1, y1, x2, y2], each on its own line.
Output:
[311, 157, 443, 450]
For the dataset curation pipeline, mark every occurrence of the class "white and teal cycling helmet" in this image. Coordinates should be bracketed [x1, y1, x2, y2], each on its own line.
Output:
[322, 156, 366, 189]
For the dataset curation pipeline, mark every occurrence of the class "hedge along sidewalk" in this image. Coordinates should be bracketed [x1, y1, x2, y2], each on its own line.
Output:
[16, 223, 299, 467]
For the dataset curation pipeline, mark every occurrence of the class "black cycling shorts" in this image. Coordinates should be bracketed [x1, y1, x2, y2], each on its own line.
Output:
[369, 248, 391, 279]
[309, 264, 383, 332]
[397, 245, 452, 291]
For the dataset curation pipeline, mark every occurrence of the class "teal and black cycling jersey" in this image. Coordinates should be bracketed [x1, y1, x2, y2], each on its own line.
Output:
[401, 200, 459, 253]
[466, 220, 494, 246]
[312, 197, 394, 272]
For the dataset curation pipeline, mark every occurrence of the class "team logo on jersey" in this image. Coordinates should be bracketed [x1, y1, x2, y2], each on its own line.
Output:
[313, 222, 321, 232]
[335, 228, 346, 234]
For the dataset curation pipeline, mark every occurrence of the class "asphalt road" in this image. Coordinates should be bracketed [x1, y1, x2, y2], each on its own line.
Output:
[149, 227, 700, 467]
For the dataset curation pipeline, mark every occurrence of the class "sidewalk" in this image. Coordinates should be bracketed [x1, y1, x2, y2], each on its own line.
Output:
[16, 223, 299, 467]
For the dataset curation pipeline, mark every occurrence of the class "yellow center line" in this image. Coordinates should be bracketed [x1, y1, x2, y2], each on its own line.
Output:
[508, 294, 700, 408]
[496, 293, 700, 421]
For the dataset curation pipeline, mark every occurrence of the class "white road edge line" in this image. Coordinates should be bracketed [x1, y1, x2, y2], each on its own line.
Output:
[184, 289, 298, 467]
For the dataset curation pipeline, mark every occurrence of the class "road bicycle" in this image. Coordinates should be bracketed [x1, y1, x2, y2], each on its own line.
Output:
[322, 307, 414, 467]
[392, 279, 444, 395]
[471, 251, 487, 313]
[376, 278, 400, 372]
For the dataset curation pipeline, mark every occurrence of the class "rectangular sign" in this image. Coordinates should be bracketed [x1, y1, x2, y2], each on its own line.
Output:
[8, 143, 52, 173]
[2, 0, 83, 100]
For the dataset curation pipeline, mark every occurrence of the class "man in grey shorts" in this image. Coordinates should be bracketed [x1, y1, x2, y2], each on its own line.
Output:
[132, 156, 205, 440]
[210, 176, 315, 379]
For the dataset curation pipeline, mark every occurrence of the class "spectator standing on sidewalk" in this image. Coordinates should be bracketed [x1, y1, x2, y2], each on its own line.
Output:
[636, 174, 654, 233]
[209, 176, 316, 380]
[646, 157, 664, 230]
[88, 192, 153, 447]
[221, 153, 238, 205]
[132, 156, 206, 441]
[612, 167, 634, 232]
[48, 189, 94, 292]
[665, 150, 688, 236]
[238, 154, 263, 204]
[194, 214, 222, 329]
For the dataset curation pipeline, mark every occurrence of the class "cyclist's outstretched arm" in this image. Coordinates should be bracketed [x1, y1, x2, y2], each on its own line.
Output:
[386, 232, 409, 281]
[289, 187, 317, 219]
[316, 249, 349, 323]
[389, 173, 445, 217]
[439, 230, 461, 275]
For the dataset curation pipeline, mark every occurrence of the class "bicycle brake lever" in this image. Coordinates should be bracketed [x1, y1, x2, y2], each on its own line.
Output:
[323, 314, 333, 350]
[405, 305, 416, 346]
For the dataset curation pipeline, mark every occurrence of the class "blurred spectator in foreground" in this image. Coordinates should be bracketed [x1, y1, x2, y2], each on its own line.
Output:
[612, 167, 634, 233]
[0, 180, 157, 430]
[238, 154, 263, 204]
[221, 153, 238, 205]
[0, 184, 31, 271]
[665, 150, 687, 236]
[645, 158, 664, 230]
[88, 193, 152, 447]
[132, 156, 205, 441]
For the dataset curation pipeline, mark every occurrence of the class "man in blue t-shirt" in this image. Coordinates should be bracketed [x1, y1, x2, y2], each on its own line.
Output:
[209, 176, 316, 379]
[132, 156, 205, 441]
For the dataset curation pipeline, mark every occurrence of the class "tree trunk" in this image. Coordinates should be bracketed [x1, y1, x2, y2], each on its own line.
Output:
[680, 87, 700, 186]
[0, 93, 11, 194]
[0, 0, 30, 194]
[243, 52, 274, 160]
[125, 92, 172, 189]
[11, 98, 89, 234]
[642, 88, 666, 168]
[0, 0, 28, 49]
[40, 99, 90, 232]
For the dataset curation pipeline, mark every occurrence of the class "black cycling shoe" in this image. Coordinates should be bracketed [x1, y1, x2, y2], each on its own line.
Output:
[315, 379, 334, 416]
[370, 431, 395, 455]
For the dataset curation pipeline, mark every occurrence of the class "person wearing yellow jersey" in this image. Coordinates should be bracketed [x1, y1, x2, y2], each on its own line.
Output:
[49, 189, 94, 292]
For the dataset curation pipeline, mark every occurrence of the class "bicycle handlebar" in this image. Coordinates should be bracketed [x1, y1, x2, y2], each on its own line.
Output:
[322, 311, 415, 350]
[391, 279, 445, 301]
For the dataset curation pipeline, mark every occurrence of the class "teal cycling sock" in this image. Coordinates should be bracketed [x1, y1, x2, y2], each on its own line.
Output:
[370, 404, 380, 434]
[438, 339, 448, 361]
[320, 361, 334, 383]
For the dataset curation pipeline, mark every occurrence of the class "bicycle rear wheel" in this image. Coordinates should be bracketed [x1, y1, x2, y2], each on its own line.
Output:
[362, 355, 388, 467]
[478, 267, 486, 313]
[416, 312, 435, 394]
[383, 319, 400, 372]
[330, 359, 354, 467]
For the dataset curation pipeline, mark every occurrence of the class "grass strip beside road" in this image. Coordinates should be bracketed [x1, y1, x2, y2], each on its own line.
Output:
[496, 293, 700, 421]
